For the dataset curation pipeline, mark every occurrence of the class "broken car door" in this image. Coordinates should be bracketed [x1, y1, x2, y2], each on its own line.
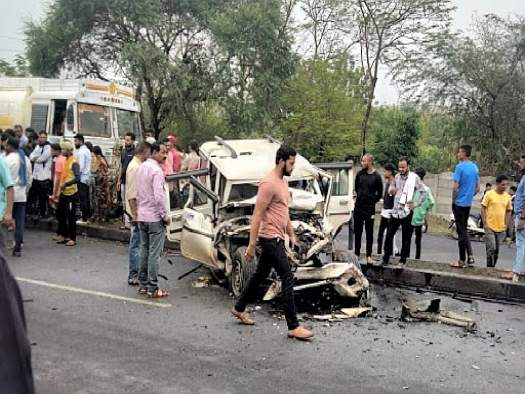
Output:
[315, 162, 354, 233]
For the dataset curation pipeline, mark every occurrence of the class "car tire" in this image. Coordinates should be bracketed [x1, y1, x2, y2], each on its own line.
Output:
[230, 246, 258, 299]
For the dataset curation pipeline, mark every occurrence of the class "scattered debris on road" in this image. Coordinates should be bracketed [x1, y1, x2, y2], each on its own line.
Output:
[401, 298, 477, 331]
[191, 276, 211, 288]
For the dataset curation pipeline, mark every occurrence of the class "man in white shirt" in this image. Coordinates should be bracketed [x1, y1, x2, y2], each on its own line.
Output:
[74, 134, 92, 223]
[5, 137, 32, 257]
[29, 131, 52, 218]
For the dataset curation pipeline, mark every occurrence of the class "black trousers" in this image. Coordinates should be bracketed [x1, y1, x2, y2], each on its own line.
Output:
[452, 204, 473, 262]
[354, 210, 374, 257]
[57, 193, 78, 241]
[235, 238, 299, 330]
[32, 180, 52, 217]
[383, 213, 413, 264]
[413, 225, 423, 260]
[377, 216, 390, 255]
[78, 182, 91, 221]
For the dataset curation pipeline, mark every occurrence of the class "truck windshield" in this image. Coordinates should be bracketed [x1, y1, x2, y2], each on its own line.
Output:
[78, 103, 111, 138]
[117, 109, 141, 139]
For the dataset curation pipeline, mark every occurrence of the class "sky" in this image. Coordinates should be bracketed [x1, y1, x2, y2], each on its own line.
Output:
[1, 0, 525, 103]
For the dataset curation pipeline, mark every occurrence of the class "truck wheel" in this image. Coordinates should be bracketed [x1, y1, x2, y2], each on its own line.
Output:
[230, 246, 258, 299]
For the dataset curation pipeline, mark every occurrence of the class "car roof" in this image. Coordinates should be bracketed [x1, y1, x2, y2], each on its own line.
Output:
[200, 139, 319, 181]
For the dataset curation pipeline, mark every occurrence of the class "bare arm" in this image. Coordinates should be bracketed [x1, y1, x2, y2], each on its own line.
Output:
[129, 199, 138, 222]
[245, 198, 271, 260]
[506, 209, 512, 231]
[452, 181, 459, 206]
[286, 219, 296, 246]
[3, 187, 13, 226]
[480, 205, 487, 229]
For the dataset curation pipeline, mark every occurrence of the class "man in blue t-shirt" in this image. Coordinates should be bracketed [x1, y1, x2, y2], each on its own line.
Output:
[451, 145, 480, 267]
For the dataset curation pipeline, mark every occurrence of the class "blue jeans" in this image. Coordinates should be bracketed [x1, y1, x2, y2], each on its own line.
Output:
[138, 221, 165, 292]
[128, 223, 140, 280]
[13, 202, 26, 248]
[513, 218, 525, 275]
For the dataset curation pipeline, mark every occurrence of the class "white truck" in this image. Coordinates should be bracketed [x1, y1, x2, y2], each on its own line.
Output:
[0, 77, 142, 159]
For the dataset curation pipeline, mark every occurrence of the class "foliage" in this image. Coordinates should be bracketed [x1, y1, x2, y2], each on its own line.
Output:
[370, 107, 420, 166]
[409, 14, 525, 173]
[25, 0, 295, 141]
[0, 56, 30, 77]
[349, 0, 454, 153]
[277, 55, 365, 162]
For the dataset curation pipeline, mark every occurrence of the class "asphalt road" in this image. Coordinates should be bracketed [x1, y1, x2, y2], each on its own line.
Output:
[337, 225, 517, 271]
[8, 230, 525, 394]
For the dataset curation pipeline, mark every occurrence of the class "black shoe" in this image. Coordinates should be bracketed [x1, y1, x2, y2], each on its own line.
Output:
[12, 249, 21, 257]
[128, 277, 139, 286]
[467, 256, 475, 266]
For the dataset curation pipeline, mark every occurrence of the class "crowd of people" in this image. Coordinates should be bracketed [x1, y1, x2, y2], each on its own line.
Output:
[353, 145, 525, 283]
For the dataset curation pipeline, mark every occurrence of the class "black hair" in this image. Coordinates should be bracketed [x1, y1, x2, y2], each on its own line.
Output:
[38, 130, 47, 136]
[144, 129, 154, 136]
[384, 163, 396, 173]
[4, 129, 15, 138]
[25, 127, 34, 133]
[459, 145, 472, 157]
[511, 186, 517, 192]
[520, 154, 525, 161]
[85, 141, 93, 152]
[93, 146, 104, 157]
[275, 145, 296, 165]
[125, 132, 136, 141]
[75, 134, 85, 143]
[136, 142, 151, 155]
[150, 143, 161, 153]
[485, 182, 492, 187]
[495, 175, 508, 183]
[50, 143, 61, 151]
[415, 167, 426, 180]
[6, 136, 19, 150]
[398, 156, 410, 165]
[189, 141, 199, 153]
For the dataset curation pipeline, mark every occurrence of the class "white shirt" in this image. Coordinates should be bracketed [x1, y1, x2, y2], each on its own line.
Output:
[29, 143, 53, 181]
[74, 145, 92, 184]
[6, 152, 32, 203]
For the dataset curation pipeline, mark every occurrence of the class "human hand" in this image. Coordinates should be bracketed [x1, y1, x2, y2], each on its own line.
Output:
[245, 243, 256, 261]
[2, 213, 13, 227]
[407, 202, 415, 210]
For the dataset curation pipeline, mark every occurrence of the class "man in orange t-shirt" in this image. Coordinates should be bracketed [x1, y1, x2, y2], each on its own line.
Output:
[231, 146, 313, 341]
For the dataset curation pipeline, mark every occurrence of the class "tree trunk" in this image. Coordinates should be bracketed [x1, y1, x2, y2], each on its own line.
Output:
[360, 77, 377, 155]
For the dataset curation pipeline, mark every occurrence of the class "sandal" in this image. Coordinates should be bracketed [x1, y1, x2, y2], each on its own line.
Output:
[231, 308, 255, 325]
[65, 240, 77, 246]
[56, 239, 69, 244]
[450, 260, 466, 268]
[147, 288, 169, 298]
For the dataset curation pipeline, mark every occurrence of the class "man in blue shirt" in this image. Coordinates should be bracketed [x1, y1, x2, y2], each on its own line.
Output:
[510, 155, 525, 282]
[451, 145, 480, 268]
[74, 134, 92, 223]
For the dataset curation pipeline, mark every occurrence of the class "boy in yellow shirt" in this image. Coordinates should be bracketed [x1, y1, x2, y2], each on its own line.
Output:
[481, 175, 512, 267]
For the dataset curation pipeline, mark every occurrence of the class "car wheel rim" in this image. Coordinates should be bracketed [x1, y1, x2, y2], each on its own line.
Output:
[232, 259, 242, 297]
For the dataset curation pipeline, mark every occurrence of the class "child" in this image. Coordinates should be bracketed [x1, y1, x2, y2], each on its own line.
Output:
[411, 168, 435, 259]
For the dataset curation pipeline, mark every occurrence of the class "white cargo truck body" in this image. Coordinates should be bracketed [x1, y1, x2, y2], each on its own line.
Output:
[0, 78, 141, 161]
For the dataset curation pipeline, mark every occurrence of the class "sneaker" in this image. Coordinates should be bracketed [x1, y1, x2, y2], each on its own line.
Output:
[12, 249, 21, 257]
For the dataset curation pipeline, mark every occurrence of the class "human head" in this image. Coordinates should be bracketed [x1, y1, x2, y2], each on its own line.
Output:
[167, 134, 177, 145]
[0, 133, 8, 150]
[4, 128, 15, 138]
[510, 186, 517, 196]
[494, 175, 508, 193]
[275, 145, 296, 177]
[93, 146, 104, 157]
[85, 141, 93, 152]
[398, 157, 410, 176]
[189, 141, 199, 154]
[383, 163, 396, 179]
[143, 129, 154, 140]
[150, 143, 167, 164]
[13, 125, 23, 137]
[50, 143, 62, 157]
[360, 153, 374, 170]
[74, 134, 85, 149]
[163, 138, 173, 151]
[124, 132, 136, 148]
[415, 167, 426, 181]
[38, 131, 48, 145]
[60, 140, 75, 156]
[458, 145, 472, 161]
[5, 137, 19, 154]
[519, 155, 525, 172]
[135, 142, 152, 161]
[485, 182, 492, 190]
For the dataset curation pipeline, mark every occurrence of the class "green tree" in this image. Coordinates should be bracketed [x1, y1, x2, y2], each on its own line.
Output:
[370, 107, 420, 165]
[277, 55, 365, 162]
[0, 55, 29, 77]
[409, 14, 525, 173]
[25, 0, 295, 140]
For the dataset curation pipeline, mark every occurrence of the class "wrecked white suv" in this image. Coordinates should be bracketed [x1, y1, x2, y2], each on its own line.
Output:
[165, 137, 369, 301]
